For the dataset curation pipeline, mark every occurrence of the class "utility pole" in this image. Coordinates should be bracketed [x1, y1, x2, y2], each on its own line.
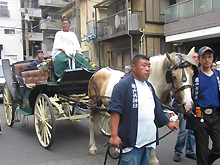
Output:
[24, 0, 29, 60]
[75, 0, 81, 44]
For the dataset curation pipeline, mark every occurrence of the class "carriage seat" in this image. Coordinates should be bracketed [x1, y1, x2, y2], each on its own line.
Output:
[20, 69, 48, 89]
[12, 61, 33, 82]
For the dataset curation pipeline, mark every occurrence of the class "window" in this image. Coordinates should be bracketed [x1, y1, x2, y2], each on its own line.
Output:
[83, 51, 89, 59]
[4, 29, 15, 34]
[0, 1, 9, 18]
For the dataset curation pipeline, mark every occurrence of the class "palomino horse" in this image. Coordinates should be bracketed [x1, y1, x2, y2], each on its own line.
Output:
[88, 47, 198, 164]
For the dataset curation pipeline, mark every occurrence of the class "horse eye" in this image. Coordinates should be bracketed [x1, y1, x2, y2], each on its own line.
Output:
[172, 74, 176, 79]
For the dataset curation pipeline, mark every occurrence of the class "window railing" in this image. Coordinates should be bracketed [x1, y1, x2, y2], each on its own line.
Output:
[96, 9, 142, 38]
[40, 19, 62, 30]
[0, 10, 10, 18]
[86, 19, 95, 36]
[165, 0, 220, 23]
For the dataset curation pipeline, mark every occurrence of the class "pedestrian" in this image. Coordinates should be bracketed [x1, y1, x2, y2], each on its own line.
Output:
[28, 49, 44, 69]
[107, 55, 179, 165]
[186, 46, 220, 165]
[51, 17, 83, 80]
[193, 52, 199, 66]
[173, 112, 196, 162]
[173, 51, 198, 162]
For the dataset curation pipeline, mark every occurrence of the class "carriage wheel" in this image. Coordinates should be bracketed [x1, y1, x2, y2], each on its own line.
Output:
[3, 83, 15, 127]
[34, 94, 56, 149]
[97, 111, 111, 137]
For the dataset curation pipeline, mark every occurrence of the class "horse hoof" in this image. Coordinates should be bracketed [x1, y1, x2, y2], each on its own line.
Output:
[89, 150, 98, 155]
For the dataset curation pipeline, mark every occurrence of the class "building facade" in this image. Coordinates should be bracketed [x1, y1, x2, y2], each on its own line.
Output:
[20, 0, 69, 59]
[93, 0, 174, 68]
[0, 0, 23, 64]
[164, 0, 220, 59]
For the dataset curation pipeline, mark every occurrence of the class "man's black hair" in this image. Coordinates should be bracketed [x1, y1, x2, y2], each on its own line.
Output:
[132, 54, 149, 65]
[36, 49, 43, 55]
[62, 17, 71, 24]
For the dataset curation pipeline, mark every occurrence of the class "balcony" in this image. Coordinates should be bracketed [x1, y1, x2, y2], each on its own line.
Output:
[166, 0, 220, 23]
[0, 10, 10, 18]
[87, 19, 95, 36]
[21, 8, 42, 18]
[96, 10, 142, 41]
[28, 32, 43, 41]
[40, 19, 62, 30]
[38, 0, 68, 8]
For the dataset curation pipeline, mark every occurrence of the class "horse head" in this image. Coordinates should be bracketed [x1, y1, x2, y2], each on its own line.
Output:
[166, 47, 198, 114]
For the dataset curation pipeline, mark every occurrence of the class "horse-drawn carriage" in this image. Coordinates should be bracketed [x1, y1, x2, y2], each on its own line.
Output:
[2, 47, 198, 165]
[2, 58, 110, 148]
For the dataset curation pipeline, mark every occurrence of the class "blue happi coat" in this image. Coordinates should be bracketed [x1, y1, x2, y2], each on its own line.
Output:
[107, 73, 169, 147]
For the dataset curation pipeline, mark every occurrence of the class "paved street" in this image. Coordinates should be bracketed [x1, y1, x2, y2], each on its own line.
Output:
[0, 103, 220, 165]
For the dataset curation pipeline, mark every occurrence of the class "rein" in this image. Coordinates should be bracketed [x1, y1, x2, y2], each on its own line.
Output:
[103, 127, 176, 165]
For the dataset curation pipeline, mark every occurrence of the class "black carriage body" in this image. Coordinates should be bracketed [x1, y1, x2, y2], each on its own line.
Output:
[2, 59, 97, 115]
[29, 68, 97, 113]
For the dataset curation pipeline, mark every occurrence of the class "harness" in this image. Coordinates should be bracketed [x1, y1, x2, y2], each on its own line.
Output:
[88, 72, 111, 100]
[166, 59, 198, 95]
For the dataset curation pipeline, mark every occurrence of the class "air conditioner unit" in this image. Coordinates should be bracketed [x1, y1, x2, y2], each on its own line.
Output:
[104, 26, 112, 36]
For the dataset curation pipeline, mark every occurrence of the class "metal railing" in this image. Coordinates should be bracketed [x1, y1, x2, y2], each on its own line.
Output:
[0, 10, 10, 18]
[96, 9, 142, 38]
[86, 19, 95, 35]
[166, 0, 220, 23]
[40, 19, 62, 30]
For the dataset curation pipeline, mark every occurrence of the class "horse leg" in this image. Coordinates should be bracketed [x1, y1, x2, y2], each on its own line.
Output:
[150, 148, 160, 165]
[89, 114, 98, 155]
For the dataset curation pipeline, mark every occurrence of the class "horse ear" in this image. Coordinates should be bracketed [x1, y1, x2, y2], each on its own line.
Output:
[166, 52, 175, 64]
[187, 47, 195, 58]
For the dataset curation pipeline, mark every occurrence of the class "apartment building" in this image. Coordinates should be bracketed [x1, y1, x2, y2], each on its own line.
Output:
[93, 0, 173, 67]
[0, 0, 23, 64]
[164, 0, 220, 59]
[20, 0, 68, 59]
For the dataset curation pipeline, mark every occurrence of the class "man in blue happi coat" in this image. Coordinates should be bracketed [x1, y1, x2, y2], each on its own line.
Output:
[107, 55, 179, 165]
[186, 46, 220, 165]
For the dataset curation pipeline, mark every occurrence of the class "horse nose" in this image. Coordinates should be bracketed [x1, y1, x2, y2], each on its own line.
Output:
[183, 101, 193, 112]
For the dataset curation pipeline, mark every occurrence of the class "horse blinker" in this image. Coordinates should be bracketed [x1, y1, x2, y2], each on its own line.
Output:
[165, 69, 173, 84]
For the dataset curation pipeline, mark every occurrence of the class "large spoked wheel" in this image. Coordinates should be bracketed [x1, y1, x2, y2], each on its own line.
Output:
[3, 83, 15, 127]
[34, 94, 56, 149]
[97, 111, 111, 137]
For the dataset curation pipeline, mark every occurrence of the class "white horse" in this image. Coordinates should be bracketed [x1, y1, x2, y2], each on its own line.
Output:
[88, 47, 197, 164]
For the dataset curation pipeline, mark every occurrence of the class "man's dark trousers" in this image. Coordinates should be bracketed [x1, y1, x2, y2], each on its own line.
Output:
[194, 111, 220, 165]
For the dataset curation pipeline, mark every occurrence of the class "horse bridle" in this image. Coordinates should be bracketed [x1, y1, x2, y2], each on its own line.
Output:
[166, 60, 198, 94]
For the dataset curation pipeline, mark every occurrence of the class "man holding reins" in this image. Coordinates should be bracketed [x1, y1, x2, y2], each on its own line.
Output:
[51, 17, 86, 80]
[107, 55, 178, 165]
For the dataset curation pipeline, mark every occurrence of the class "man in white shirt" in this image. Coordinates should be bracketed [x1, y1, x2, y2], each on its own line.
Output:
[108, 55, 178, 165]
[51, 18, 82, 79]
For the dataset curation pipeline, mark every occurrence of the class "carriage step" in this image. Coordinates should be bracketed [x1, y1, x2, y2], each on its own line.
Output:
[17, 107, 33, 116]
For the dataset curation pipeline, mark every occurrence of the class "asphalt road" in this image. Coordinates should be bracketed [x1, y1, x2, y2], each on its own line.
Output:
[0, 103, 219, 165]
